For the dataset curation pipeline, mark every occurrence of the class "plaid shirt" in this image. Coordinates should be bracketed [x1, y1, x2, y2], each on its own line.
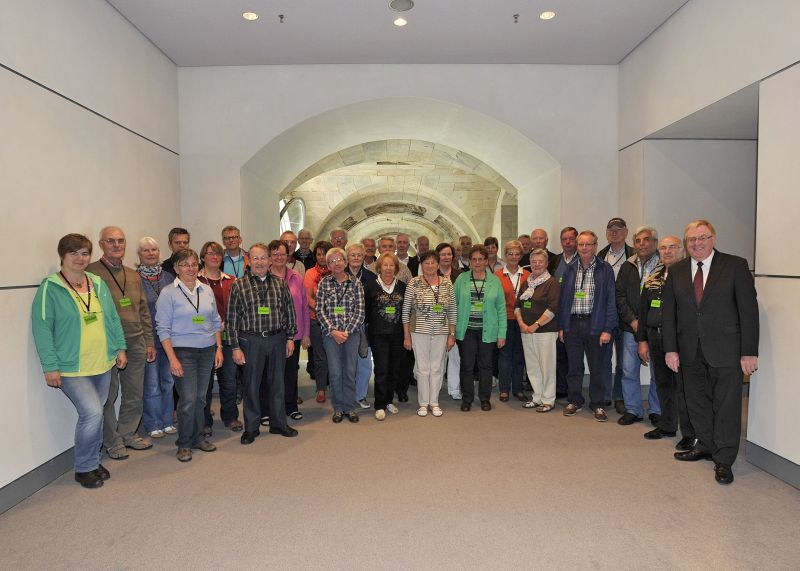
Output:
[316, 274, 365, 336]
[226, 272, 297, 349]
[570, 257, 597, 315]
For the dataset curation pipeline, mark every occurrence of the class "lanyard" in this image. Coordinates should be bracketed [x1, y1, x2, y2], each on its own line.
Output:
[579, 264, 592, 290]
[471, 273, 485, 301]
[61, 272, 92, 313]
[100, 259, 126, 296]
[334, 279, 350, 307]
[177, 283, 201, 313]
[507, 271, 522, 295]
[225, 254, 243, 278]
[424, 275, 441, 304]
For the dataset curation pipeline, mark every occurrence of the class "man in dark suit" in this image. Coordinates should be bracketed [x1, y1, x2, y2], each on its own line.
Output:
[662, 219, 759, 485]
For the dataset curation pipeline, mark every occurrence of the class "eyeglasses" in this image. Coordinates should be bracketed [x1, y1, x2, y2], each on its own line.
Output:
[177, 263, 199, 269]
[577, 242, 597, 247]
[328, 258, 345, 264]
[102, 238, 126, 245]
[686, 235, 713, 244]
[222, 235, 240, 241]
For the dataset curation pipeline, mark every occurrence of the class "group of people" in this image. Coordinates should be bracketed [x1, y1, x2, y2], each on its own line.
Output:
[31, 217, 758, 488]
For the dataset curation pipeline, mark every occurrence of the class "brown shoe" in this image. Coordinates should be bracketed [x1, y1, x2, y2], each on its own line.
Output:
[499, 392, 509, 402]
[563, 403, 582, 416]
[226, 419, 243, 432]
[316, 390, 326, 403]
[193, 440, 217, 452]
[176, 448, 192, 462]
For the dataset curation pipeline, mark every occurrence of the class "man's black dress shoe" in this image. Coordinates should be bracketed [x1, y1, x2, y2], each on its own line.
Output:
[345, 412, 360, 423]
[93, 464, 110, 480]
[75, 471, 104, 489]
[714, 463, 734, 485]
[240, 430, 260, 445]
[617, 412, 643, 425]
[674, 448, 712, 461]
[614, 399, 626, 415]
[460, 401, 472, 412]
[675, 437, 698, 451]
[269, 426, 299, 437]
[480, 400, 492, 411]
[648, 413, 661, 425]
[644, 427, 677, 440]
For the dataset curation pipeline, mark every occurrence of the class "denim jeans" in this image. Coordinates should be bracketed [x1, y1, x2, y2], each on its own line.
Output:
[498, 319, 525, 394]
[603, 328, 624, 401]
[142, 347, 174, 431]
[205, 344, 239, 426]
[563, 316, 607, 410]
[173, 345, 216, 448]
[355, 344, 373, 401]
[620, 331, 661, 417]
[60, 369, 112, 472]
[323, 333, 359, 414]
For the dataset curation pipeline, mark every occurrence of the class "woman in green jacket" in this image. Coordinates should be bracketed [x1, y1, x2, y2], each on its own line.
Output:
[453, 245, 506, 411]
[31, 234, 127, 489]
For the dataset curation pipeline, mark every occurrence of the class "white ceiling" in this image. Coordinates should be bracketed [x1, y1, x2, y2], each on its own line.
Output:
[107, 0, 688, 66]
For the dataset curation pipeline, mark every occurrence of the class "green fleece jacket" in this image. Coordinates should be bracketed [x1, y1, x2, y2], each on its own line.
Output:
[453, 271, 507, 343]
[31, 272, 127, 373]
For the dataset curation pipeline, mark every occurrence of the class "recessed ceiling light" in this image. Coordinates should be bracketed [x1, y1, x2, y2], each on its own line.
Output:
[242, 12, 259, 21]
[539, 11, 556, 20]
[389, 0, 414, 12]
[394, 17, 408, 27]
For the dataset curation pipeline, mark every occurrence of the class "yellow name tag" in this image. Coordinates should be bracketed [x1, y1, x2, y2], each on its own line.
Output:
[385, 306, 396, 315]
[575, 291, 587, 299]
[432, 304, 444, 313]
[83, 312, 98, 324]
[118, 297, 132, 308]
[650, 299, 662, 308]
[192, 315, 206, 324]
[523, 301, 532, 309]
[471, 302, 483, 311]
[334, 306, 345, 315]
[258, 306, 270, 315]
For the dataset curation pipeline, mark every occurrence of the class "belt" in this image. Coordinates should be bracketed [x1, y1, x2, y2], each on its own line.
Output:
[570, 314, 591, 320]
[242, 330, 283, 338]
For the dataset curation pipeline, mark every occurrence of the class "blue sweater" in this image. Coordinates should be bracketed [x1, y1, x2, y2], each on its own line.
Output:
[558, 257, 618, 335]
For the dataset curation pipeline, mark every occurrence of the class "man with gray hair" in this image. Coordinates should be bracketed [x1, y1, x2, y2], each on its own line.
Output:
[615, 225, 662, 425]
[330, 228, 348, 249]
[361, 237, 377, 265]
[368, 236, 412, 283]
[295, 228, 315, 271]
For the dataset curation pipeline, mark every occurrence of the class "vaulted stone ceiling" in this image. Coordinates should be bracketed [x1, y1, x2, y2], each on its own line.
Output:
[282, 139, 518, 245]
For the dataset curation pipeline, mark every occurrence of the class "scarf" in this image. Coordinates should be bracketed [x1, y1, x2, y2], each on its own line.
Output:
[137, 264, 162, 279]
[312, 263, 331, 289]
[519, 271, 551, 301]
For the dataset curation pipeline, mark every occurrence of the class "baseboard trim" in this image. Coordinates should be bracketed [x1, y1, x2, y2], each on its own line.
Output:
[0, 448, 73, 514]
[746, 441, 800, 490]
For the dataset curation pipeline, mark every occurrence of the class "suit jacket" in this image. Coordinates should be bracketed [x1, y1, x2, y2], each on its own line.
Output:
[661, 250, 758, 368]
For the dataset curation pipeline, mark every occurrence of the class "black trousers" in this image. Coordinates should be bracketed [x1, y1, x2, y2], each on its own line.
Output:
[681, 345, 742, 466]
[265, 346, 299, 416]
[458, 329, 494, 403]
[647, 331, 694, 437]
[563, 316, 606, 410]
[555, 338, 568, 394]
[239, 333, 287, 432]
[370, 332, 404, 410]
[308, 319, 328, 391]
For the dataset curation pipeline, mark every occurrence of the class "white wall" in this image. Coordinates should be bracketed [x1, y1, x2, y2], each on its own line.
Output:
[618, 0, 800, 148]
[748, 63, 800, 465]
[179, 64, 619, 248]
[0, 0, 179, 488]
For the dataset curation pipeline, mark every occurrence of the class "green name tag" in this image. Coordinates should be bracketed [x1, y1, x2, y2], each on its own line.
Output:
[83, 312, 98, 324]
[559, 277, 563, 283]
[385, 306, 397, 315]
[523, 301, 532, 309]
[118, 297, 132, 308]
[650, 299, 662, 308]
[221, 331, 229, 341]
[334, 306, 345, 315]
[471, 302, 484, 311]
[575, 291, 587, 299]
[432, 304, 444, 313]
[258, 306, 270, 315]
[192, 315, 206, 324]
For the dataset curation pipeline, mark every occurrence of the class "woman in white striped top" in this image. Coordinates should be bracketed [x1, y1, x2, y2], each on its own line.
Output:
[402, 251, 457, 417]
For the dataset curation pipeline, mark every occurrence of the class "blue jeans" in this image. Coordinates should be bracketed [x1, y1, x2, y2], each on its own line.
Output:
[563, 316, 606, 410]
[604, 328, 624, 401]
[620, 331, 661, 417]
[142, 347, 174, 431]
[60, 370, 112, 472]
[499, 319, 525, 394]
[356, 345, 373, 401]
[173, 345, 216, 448]
[323, 334, 359, 414]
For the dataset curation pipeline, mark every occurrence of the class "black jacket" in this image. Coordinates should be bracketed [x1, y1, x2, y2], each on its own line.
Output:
[615, 254, 658, 334]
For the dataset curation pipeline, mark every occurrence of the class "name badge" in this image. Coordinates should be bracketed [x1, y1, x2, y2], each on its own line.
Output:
[83, 312, 98, 324]
[650, 299, 662, 308]
[192, 315, 206, 324]
[523, 301, 532, 309]
[333, 306, 345, 315]
[559, 277, 563, 283]
[575, 291, 587, 299]
[221, 331, 229, 341]
[385, 306, 397, 315]
[471, 302, 484, 311]
[258, 306, 270, 315]
[118, 297, 132, 308]
[431, 304, 444, 313]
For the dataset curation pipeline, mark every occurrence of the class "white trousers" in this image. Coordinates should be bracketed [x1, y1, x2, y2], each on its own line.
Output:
[411, 332, 448, 407]
[520, 331, 558, 406]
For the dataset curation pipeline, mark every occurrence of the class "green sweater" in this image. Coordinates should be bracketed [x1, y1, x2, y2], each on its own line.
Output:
[453, 271, 507, 343]
[31, 272, 127, 373]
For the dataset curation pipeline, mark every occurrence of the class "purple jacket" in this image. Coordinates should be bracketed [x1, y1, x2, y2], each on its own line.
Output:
[283, 268, 310, 340]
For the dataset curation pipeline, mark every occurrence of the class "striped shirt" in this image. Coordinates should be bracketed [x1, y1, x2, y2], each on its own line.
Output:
[571, 257, 597, 315]
[402, 276, 456, 335]
[316, 274, 365, 336]
[226, 272, 297, 349]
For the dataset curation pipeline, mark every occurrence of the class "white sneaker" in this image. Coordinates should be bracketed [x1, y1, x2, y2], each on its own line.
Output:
[375, 409, 386, 421]
[386, 403, 399, 414]
[417, 406, 428, 417]
[357, 398, 371, 409]
[163, 425, 177, 434]
[149, 429, 165, 439]
[450, 393, 462, 400]
[431, 406, 443, 417]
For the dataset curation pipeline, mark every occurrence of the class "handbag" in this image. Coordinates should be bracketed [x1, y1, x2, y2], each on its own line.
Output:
[358, 326, 369, 358]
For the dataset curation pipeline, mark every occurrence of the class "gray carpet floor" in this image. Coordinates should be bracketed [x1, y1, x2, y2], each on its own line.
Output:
[2, 368, 799, 570]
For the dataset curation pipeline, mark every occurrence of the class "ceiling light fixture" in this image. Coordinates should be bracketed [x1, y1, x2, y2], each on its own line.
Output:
[242, 12, 259, 21]
[394, 17, 408, 27]
[389, 0, 414, 12]
[539, 11, 556, 20]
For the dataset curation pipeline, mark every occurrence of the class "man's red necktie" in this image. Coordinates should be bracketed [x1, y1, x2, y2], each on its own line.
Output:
[694, 261, 704, 305]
